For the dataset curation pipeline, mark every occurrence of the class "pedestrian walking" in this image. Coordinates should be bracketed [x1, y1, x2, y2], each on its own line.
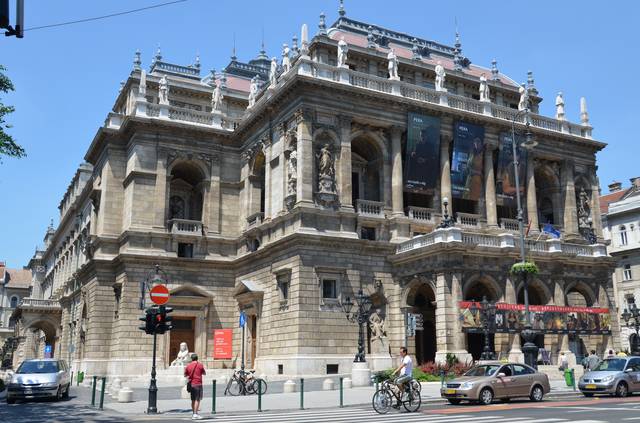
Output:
[184, 353, 206, 420]
[558, 352, 568, 372]
[586, 350, 600, 371]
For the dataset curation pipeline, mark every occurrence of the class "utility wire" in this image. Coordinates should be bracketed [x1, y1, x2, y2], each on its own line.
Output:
[24, 0, 188, 32]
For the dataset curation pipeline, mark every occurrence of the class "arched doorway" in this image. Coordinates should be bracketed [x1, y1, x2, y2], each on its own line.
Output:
[405, 281, 436, 364]
[168, 161, 206, 223]
[464, 278, 501, 361]
[565, 284, 595, 362]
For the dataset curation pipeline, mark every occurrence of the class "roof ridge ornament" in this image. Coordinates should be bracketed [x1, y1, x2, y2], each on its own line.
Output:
[301, 24, 309, 56]
[491, 59, 499, 81]
[580, 97, 590, 126]
[527, 70, 538, 95]
[338, 0, 346, 17]
[194, 53, 201, 70]
[155, 45, 162, 63]
[133, 49, 142, 71]
[453, 30, 463, 71]
[411, 38, 421, 60]
[318, 12, 327, 35]
[367, 26, 376, 48]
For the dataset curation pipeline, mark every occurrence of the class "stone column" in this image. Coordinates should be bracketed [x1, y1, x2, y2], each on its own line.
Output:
[391, 125, 404, 217]
[590, 173, 604, 238]
[562, 160, 579, 237]
[208, 156, 221, 234]
[526, 155, 539, 233]
[338, 115, 353, 210]
[484, 145, 498, 227]
[439, 134, 453, 215]
[505, 275, 524, 362]
[434, 271, 471, 364]
[263, 141, 272, 220]
[296, 108, 314, 206]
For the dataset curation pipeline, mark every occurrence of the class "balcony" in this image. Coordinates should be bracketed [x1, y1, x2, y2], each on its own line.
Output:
[456, 212, 483, 228]
[499, 218, 520, 232]
[407, 206, 437, 223]
[246, 212, 264, 228]
[19, 299, 61, 309]
[356, 200, 385, 218]
[168, 219, 203, 236]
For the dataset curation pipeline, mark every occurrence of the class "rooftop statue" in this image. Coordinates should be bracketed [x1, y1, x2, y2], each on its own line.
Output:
[337, 37, 349, 68]
[159, 75, 169, 105]
[269, 57, 278, 87]
[555, 92, 565, 121]
[518, 84, 529, 111]
[387, 48, 399, 80]
[479, 74, 490, 102]
[282, 44, 291, 73]
[435, 61, 446, 92]
[211, 81, 223, 113]
[248, 76, 259, 108]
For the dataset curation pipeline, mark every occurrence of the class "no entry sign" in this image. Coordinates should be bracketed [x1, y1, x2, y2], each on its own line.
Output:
[150, 284, 170, 305]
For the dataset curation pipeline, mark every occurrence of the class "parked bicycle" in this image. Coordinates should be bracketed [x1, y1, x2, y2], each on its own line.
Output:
[372, 378, 421, 414]
[224, 369, 267, 396]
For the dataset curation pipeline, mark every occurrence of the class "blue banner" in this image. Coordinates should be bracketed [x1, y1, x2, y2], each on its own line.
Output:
[451, 121, 485, 201]
[496, 132, 527, 207]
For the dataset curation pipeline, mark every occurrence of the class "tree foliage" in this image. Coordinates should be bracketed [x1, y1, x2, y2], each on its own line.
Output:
[0, 65, 25, 161]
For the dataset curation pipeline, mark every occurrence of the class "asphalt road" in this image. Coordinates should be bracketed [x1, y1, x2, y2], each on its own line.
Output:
[4, 388, 640, 422]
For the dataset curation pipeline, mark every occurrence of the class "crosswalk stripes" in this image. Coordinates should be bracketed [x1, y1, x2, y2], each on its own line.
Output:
[174, 407, 608, 423]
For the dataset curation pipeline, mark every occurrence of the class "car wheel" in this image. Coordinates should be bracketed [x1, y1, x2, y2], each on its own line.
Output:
[447, 399, 461, 405]
[615, 382, 628, 398]
[530, 385, 544, 402]
[583, 393, 594, 397]
[56, 385, 64, 401]
[62, 383, 70, 399]
[479, 387, 494, 405]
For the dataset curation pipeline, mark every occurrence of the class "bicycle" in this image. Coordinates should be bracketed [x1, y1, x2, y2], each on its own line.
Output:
[372, 377, 421, 414]
[224, 369, 268, 396]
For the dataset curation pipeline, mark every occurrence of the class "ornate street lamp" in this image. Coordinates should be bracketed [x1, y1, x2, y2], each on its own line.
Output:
[437, 196, 455, 229]
[510, 108, 539, 368]
[584, 217, 598, 245]
[341, 289, 373, 362]
[622, 303, 640, 355]
[470, 296, 497, 360]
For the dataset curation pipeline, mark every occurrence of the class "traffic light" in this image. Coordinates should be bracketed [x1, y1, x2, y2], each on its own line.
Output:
[156, 306, 173, 334]
[138, 307, 159, 334]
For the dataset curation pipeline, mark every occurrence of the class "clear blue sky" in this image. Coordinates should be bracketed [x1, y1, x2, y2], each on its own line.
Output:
[0, 0, 637, 267]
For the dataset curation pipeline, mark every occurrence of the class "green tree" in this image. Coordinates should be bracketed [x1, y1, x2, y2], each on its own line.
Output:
[0, 65, 25, 161]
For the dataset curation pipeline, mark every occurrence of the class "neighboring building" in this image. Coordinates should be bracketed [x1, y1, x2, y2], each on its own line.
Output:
[601, 178, 640, 351]
[11, 7, 617, 380]
[0, 262, 33, 345]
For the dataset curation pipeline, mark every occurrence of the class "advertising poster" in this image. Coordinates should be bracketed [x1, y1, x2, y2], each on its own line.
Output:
[496, 132, 527, 207]
[459, 302, 611, 335]
[213, 329, 233, 359]
[404, 113, 441, 193]
[451, 121, 485, 201]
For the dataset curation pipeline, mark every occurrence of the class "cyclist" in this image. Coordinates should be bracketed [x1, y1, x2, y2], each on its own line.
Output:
[392, 347, 413, 407]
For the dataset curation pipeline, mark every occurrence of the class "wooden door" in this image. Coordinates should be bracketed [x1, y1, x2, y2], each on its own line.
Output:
[250, 316, 257, 368]
[169, 317, 195, 362]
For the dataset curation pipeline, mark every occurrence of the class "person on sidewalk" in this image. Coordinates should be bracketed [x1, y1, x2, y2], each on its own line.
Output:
[606, 349, 616, 358]
[392, 347, 413, 407]
[558, 352, 568, 372]
[586, 350, 600, 371]
[184, 353, 206, 420]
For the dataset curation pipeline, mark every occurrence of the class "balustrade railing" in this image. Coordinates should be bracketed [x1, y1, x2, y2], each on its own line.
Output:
[407, 206, 436, 222]
[396, 233, 436, 253]
[246, 212, 264, 228]
[19, 298, 61, 309]
[447, 93, 484, 114]
[349, 72, 392, 93]
[169, 107, 213, 125]
[462, 233, 501, 247]
[499, 218, 520, 231]
[356, 199, 385, 217]
[456, 212, 482, 228]
[168, 219, 203, 235]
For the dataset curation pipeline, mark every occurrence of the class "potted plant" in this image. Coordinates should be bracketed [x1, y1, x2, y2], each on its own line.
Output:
[510, 261, 539, 276]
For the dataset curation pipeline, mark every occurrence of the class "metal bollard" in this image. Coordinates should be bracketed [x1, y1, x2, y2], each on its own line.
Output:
[300, 378, 304, 410]
[339, 377, 344, 408]
[71, 371, 74, 387]
[375, 381, 379, 392]
[440, 370, 445, 387]
[91, 376, 97, 406]
[99, 377, 106, 410]
[257, 379, 263, 412]
[212, 380, 217, 414]
[571, 369, 576, 391]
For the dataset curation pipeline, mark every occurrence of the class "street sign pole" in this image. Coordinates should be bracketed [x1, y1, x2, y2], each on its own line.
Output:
[240, 312, 246, 370]
[147, 330, 158, 414]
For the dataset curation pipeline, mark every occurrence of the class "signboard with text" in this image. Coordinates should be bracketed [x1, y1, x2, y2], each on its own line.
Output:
[213, 329, 233, 359]
[404, 113, 441, 194]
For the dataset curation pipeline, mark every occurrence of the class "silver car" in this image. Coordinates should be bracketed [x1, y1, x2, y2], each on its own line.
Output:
[6, 359, 71, 404]
[579, 356, 640, 397]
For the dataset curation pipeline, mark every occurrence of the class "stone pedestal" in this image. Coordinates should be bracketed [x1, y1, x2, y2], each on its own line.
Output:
[283, 379, 296, 393]
[322, 378, 335, 390]
[435, 350, 472, 365]
[351, 362, 371, 387]
[118, 387, 134, 403]
[339, 67, 350, 84]
[369, 337, 393, 371]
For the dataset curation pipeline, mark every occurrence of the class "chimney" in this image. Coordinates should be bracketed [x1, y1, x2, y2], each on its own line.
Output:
[630, 177, 640, 190]
[608, 181, 622, 193]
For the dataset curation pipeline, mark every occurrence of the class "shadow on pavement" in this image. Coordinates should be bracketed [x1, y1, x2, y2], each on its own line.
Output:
[0, 396, 126, 423]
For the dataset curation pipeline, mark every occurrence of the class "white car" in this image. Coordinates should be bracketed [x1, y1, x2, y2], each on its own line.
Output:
[6, 359, 71, 404]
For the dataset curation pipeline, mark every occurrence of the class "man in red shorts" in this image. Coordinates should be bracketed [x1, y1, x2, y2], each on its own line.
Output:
[184, 353, 206, 420]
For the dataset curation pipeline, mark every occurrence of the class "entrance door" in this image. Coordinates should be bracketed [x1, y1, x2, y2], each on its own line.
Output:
[169, 317, 195, 363]
[250, 316, 257, 368]
[467, 332, 495, 361]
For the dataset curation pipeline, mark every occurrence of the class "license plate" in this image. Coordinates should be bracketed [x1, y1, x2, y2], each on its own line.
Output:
[445, 389, 456, 395]
[585, 384, 596, 390]
[24, 389, 32, 394]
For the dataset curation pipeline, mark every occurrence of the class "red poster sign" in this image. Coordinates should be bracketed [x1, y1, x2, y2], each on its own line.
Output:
[214, 329, 233, 359]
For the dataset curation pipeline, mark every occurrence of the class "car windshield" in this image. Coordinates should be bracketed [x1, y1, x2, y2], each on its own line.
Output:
[16, 361, 59, 374]
[593, 358, 626, 372]
[464, 365, 501, 377]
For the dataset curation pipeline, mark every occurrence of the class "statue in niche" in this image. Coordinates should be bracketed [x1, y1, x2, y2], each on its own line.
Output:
[171, 342, 191, 366]
[159, 75, 169, 105]
[479, 74, 490, 102]
[577, 187, 591, 228]
[369, 308, 389, 354]
[316, 143, 336, 195]
[435, 61, 446, 92]
[211, 81, 223, 113]
[287, 149, 297, 196]
[337, 37, 348, 68]
[387, 48, 399, 80]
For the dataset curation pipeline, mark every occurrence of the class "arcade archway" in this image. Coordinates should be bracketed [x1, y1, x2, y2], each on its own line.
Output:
[405, 280, 436, 364]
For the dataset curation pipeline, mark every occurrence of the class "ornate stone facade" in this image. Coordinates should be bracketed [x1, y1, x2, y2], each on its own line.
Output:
[10, 11, 617, 381]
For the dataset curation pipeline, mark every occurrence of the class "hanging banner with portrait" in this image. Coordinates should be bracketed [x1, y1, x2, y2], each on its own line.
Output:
[458, 301, 612, 335]
[495, 132, 527, 207]
[451, 121, 485, 201]
[404, 113, 441, 193]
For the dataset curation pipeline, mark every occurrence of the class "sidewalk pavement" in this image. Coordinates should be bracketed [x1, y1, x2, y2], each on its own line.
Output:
[99, 379, 579, 416]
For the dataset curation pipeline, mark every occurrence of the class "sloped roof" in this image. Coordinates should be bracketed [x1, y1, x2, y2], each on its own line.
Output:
[601, 188, 634, 214]
[3, 268, 32, 289]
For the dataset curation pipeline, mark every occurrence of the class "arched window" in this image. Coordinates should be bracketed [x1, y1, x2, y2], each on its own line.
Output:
[10, 296, 19, 308]
[620, 225, 629, 246]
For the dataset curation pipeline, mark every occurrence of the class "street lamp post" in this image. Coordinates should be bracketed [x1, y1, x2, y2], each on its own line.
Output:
[510, 108, 539, 368]
[622, 303, 640, 355]
[341, 289, 373, 362]
[437, 197, 455, 229]
[470, 296, 497, 360]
